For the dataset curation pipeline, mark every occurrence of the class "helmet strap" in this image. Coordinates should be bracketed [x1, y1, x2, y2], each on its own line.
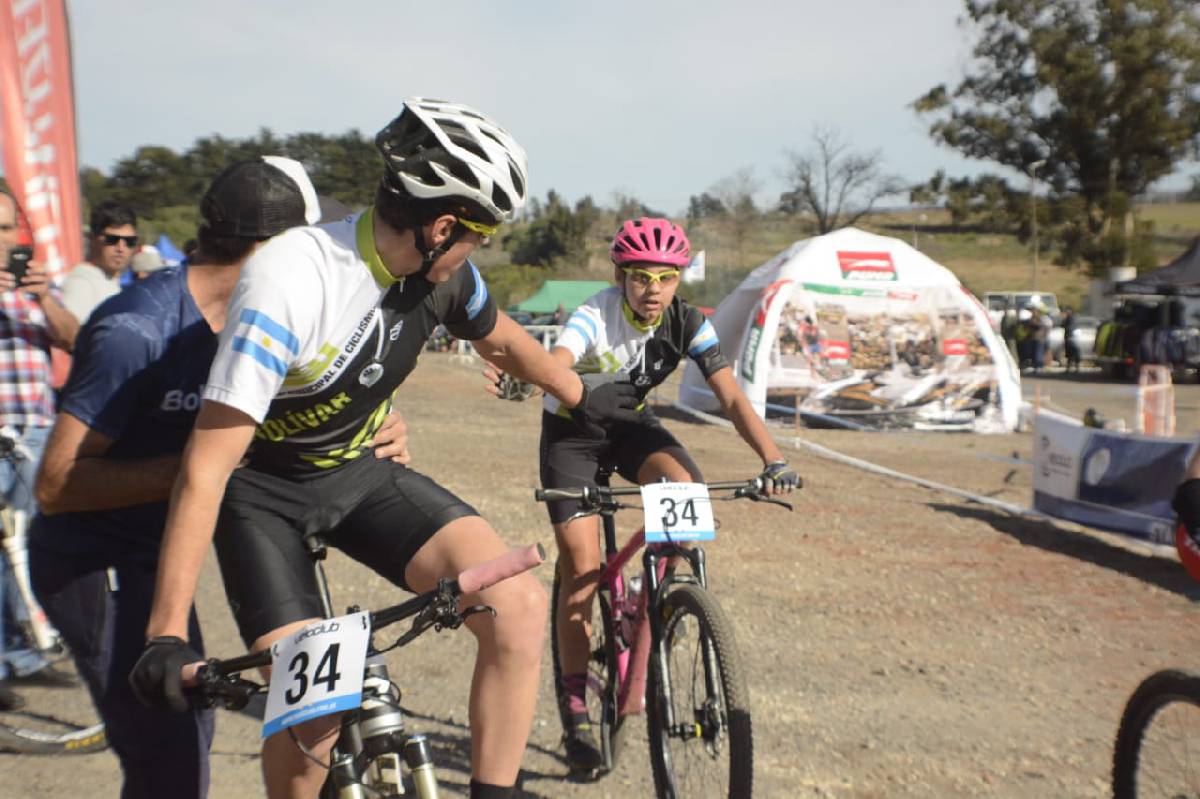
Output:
[413, 219, 469, 279]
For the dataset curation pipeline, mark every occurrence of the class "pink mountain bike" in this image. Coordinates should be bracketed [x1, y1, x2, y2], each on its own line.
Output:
[537, 470, 794, 797]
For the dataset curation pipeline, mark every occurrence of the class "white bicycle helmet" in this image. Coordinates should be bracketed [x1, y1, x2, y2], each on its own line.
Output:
[375, 98, 528, 226]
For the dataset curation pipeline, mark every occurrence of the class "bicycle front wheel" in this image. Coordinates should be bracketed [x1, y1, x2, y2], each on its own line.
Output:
[1113, 669, 1200, 798]
[0, 657, 106, 755]
[647, 584, 752, 798]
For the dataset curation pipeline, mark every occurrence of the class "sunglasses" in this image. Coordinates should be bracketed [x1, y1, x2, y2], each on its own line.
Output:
[457, 217, 499, 238]
[102, 233, 139, 247]
[623, 267, 681, 288]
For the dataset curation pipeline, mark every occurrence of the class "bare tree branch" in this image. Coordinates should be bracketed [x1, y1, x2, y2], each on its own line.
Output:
[782, 126, 904, 234]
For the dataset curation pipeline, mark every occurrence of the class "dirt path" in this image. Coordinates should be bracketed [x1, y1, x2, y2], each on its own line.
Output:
[7, 355, 1198, 797]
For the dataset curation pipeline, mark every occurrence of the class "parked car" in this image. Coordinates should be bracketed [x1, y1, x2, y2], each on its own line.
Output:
[1094, 297, 1200, 379]
[984, 291, 1061, 328]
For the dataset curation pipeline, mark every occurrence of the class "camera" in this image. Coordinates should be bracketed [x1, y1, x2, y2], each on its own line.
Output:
[7, 245, 32, 282]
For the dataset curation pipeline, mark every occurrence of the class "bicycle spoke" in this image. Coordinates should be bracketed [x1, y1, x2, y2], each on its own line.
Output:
[663, 604, 730, 795]
[1138, 701, 1200, 796]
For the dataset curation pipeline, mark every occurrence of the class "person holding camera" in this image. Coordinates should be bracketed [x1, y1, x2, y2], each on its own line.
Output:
[0, 188, 78, 709]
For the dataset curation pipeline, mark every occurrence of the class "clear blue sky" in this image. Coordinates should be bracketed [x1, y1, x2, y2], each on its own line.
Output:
[64, 0, 1194, 215]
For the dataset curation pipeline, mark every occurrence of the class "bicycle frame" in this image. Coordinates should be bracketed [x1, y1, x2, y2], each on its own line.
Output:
[591, 472, 713, 719]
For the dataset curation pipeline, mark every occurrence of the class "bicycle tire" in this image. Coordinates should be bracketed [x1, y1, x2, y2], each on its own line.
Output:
[550, 559, 620, 771]
[1113, 668, 1200, 799]
[0, 661, 107, 758]
[647, 584, 752, 799]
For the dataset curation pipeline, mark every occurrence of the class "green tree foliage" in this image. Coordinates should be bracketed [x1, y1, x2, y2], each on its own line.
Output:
[911, 170, 1026, 232]
[687, 192, 725, 221]
[914, 0, 1200, 272]
[503, 190, 591, 267]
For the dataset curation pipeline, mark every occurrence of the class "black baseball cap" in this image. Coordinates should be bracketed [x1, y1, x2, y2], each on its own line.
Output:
[200, 156, 320, 238]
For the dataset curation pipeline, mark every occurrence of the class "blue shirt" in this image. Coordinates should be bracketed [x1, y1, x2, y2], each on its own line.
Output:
[30, 265, 216, 555]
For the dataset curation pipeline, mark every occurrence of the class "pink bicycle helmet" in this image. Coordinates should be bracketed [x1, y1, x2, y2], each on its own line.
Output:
[610, 217, 691, 267]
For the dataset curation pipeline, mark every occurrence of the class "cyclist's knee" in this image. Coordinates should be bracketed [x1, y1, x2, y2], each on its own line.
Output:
[471, 572, 547, 656]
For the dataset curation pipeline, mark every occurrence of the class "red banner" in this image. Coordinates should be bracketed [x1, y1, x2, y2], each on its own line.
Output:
[837, 250, 896, 282]
[0, 0, 81, 279]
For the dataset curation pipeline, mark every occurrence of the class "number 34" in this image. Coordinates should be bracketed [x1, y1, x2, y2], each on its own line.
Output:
[659, 497, 699, 530]
[284, 643, 343, 705]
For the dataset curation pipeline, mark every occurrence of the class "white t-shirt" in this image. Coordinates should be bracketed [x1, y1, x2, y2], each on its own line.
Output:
[61, 262, 122, 323]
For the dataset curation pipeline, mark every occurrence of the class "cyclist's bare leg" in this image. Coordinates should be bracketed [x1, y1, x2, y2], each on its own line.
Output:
[253, 618, 345, 799]
[637, 447, 703, 487]
[405, 515, 548, 787]
[553, 513, 602, 676]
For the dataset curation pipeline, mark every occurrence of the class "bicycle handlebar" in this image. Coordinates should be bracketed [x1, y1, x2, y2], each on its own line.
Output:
[535, 477, 771, 503]
[189, 543, 546, 702]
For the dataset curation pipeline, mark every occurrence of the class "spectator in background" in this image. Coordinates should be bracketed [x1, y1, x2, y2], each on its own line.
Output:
[1032, 306, 1052, 372]
[1062, 306, 1081, 373]
[1000, 306, 1018, 358]
[62, 202, 138, 326]
[0, 188, 80, 710]
[130, 245, 166, 280]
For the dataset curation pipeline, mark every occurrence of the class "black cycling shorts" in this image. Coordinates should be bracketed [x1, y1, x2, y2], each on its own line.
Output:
[214, 454, 478, 646]
[538, 410, 701, 524]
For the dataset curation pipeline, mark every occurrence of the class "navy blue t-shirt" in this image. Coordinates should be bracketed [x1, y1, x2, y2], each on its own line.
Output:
[30, 265, 216, 556]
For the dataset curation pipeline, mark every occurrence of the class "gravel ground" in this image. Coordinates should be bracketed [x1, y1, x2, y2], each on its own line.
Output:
[5, 355, 1197, 798]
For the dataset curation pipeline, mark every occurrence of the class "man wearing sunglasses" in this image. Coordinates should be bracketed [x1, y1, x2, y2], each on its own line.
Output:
[61, 202, 139, 325]
[132, 98, 640, 799]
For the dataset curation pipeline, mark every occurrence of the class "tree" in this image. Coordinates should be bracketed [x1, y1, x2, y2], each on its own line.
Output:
[503, 190, 590, 268]
[686, 192, 725, 221]
[708, 167, 761, 272]
[781, 127, 905, 234]
[1187, 174, 1200, 202]
[913, 0, 1200, 271]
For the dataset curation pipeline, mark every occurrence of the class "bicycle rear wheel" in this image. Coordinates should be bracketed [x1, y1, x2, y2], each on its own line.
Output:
[550, 559, 620, 771]
[0, 657, 106, 755]
[647, 584, 752, 798]
[1113, 668, 1200, 799]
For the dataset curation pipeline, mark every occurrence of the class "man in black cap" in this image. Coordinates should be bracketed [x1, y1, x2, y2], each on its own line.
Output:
[27, 157, 410, 798]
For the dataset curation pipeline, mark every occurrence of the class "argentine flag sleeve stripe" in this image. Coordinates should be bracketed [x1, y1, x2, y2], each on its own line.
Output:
[688, 319, 719, 356]
[465, 263, 489, 320]
[237, 309, 300, 355]
[232, 336, 288, 377]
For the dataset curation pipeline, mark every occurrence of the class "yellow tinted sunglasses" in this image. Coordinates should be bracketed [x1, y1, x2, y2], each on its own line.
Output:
[458, 217, 500, 238]
[624, 267, 681, 287]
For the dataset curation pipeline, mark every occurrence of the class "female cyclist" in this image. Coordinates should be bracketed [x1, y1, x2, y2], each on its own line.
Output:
[529, 217, 800, 770]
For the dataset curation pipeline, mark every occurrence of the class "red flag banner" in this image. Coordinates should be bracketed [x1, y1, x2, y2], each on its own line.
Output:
[0, 0, 81, 278]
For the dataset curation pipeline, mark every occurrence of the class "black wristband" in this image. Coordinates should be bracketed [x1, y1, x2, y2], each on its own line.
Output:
[146, 635, 187, 647]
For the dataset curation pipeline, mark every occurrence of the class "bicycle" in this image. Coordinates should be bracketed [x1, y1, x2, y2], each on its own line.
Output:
[1112, 668, 1200, 798]
[0, 429, 107, 755]
[536, 471, 794, 797]
[189, 534, 545, 799]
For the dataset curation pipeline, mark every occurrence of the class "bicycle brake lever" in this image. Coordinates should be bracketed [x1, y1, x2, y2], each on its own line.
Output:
[744, 491, 794, 511]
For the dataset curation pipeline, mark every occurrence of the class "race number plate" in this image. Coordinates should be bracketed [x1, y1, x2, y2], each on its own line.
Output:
[641, 482, 715, 543]
[262, 611, 370, 739]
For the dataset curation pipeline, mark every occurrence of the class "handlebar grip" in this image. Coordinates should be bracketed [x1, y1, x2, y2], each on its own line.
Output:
[535, 487, 584, 502]
[457, 543, 546, 595]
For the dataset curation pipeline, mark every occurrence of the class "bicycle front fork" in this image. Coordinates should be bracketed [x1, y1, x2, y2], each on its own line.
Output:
[1, 508, 61, 653]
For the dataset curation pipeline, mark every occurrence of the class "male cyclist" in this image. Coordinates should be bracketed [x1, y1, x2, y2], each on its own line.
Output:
[29, 157, 414, 798]
[131, 99, 639, 799]
[528, 218, 799, 770]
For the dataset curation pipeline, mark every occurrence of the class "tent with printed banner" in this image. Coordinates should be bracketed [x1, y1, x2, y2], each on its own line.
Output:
[678, 227, 1021, 432]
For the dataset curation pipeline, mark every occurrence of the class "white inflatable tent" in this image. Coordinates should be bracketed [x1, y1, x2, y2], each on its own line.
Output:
[679, 227, 1021, 432]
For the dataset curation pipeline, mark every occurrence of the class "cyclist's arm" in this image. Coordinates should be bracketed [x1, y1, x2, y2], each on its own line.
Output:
[706, 366, 785, 465]
[35, 412, 181, 514]
[146, 400, 256, 641]
[473, 314, 584, 408]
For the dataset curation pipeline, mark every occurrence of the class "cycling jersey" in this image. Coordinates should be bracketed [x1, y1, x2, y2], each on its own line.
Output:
[545, 287, 728, 416]
[203, 209, 496, 476]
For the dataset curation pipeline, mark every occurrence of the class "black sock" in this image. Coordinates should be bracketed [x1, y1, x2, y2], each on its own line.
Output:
[469, 778, 515, 799]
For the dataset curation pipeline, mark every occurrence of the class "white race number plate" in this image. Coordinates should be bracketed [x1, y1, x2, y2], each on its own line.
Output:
[262, 611, 370, 739]
[641, 482, 715, 543]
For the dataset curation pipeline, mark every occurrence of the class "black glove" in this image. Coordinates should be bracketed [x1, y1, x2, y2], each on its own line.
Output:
[759, 460, 801, 493]
[569, 374, 641, 437]
[130, 636, 203, 713]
